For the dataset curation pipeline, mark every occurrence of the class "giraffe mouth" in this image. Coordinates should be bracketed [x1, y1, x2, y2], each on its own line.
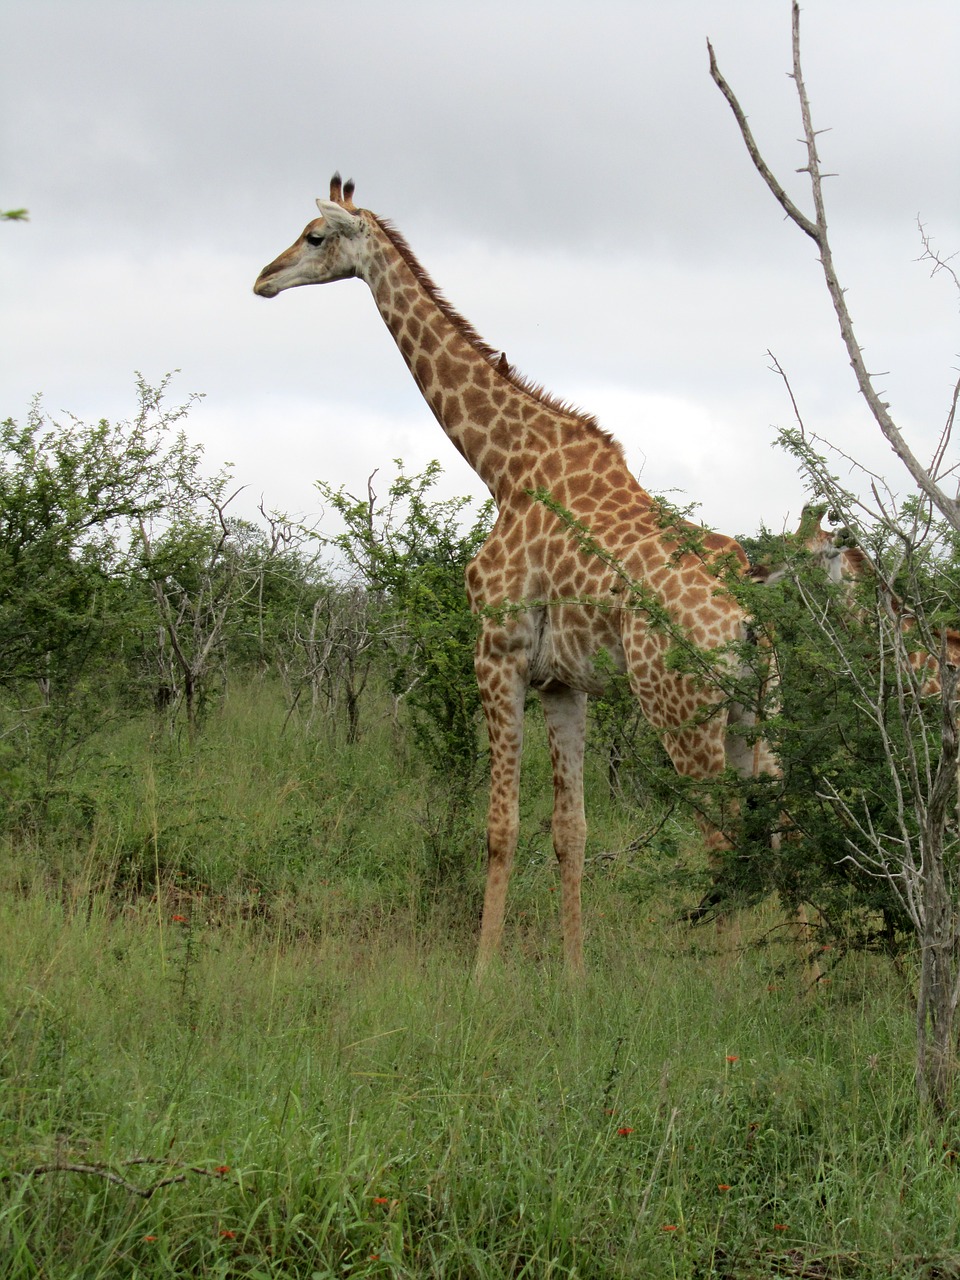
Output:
[253, 274, 281, 298]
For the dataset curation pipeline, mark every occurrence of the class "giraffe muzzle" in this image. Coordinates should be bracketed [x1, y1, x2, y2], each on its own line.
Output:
[253, 272, 281, 298]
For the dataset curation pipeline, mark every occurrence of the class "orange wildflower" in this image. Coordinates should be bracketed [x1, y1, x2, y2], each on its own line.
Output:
[661, 1224, 678, 1232]
[717, 1184, 731, 1191]
[617, 1127, 634, 1136]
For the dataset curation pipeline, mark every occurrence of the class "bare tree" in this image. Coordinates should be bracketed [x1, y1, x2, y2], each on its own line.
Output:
[137, 486, 258, 738]
[710, 1, 960, 1112]
[281, 581, 383, 743]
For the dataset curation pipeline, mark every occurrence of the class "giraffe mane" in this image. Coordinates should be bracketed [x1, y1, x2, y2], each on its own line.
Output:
[369, 212, 623, 455]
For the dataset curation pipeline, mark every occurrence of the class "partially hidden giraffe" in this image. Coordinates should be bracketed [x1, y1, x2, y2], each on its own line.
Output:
[254, 175, 776, 973]
[793, 504, 960, 698]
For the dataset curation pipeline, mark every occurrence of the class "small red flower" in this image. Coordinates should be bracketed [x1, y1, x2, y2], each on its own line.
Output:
[219, 1230, 236, 1239]
[373, 1196, 390, 1205]
[214, 1165, 230, 1175]
[773, 1223, 788, 1232]
[661, 1223, 678, 1232]
[725, 1055, 739, 1063]
[143, 1235, 157, 1242]
[617, 1127, 634, 1136]
[717, 1183, 731, 1192]
[171, 914, 188, 923]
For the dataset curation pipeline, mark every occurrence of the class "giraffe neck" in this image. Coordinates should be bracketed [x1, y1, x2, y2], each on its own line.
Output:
[357, 214, 595, 506]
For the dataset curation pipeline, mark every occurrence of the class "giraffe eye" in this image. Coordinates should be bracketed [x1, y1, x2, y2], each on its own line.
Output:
[305, 232, 326, 247]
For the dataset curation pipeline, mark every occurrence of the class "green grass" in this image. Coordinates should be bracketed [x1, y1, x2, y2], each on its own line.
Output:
[1, 684, 958, 1278]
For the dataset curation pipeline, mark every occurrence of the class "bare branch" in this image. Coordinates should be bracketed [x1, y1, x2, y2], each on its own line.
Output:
[767, 351, 807, 439]
[706, 40, 819, 243]
[14, 1157, 232, 1199]
[710, 1, 960, 532]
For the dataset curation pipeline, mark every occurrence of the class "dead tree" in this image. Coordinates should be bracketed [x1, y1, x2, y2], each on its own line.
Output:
[710, 1, 960, 1113]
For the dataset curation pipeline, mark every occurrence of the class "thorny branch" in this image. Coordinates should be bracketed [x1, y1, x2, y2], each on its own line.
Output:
[709, 0, 960, 531]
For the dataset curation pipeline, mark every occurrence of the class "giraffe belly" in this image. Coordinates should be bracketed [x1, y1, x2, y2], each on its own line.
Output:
[528, 604, 627, 695]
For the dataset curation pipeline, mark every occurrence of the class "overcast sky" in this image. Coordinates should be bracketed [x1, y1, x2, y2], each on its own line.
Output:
[3, 1, 958, 540]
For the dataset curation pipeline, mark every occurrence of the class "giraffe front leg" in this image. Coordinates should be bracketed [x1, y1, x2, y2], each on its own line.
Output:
[475, 663, 527, 978]
[540, 685, 588, 974]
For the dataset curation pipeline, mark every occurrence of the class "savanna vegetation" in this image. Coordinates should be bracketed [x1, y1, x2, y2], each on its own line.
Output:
[4, 13, 958, 1273]
[2, 376, 960, 1280]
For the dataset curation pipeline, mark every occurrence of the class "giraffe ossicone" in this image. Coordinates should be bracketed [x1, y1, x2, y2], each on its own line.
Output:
[254, 173, 775, 974]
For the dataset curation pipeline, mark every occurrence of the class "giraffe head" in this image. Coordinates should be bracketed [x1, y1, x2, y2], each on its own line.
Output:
[794, 503, 867, 583]
[254, 173, 367, 297]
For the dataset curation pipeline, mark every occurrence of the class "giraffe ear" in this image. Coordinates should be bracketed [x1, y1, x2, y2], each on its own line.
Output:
[315, 199, 362, 237]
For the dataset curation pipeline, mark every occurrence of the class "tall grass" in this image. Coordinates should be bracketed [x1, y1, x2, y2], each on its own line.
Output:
[0, 683, 957, 1278]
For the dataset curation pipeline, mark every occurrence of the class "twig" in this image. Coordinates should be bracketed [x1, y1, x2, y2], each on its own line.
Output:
[11, 1157, 232, 1199]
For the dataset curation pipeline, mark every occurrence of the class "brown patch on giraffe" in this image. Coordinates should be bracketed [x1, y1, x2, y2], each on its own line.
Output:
[462, 386, 497, 428]
[478, 445, 508, 478]
[502, 522, 526, 554]
[436, 350, 472, 385]
[442, 394, 465, 429]
[536, 451, 563, 486]
[418, 327, 441, 356]
[505, 453, 532, 485]
[561, 471, 600, 503]
[599, 486, 633, 510]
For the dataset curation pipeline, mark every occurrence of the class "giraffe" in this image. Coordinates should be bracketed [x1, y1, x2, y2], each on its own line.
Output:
[793, 504, 960, 698]
[254, 174, 775, 973]
[792, 504, 870, 588]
